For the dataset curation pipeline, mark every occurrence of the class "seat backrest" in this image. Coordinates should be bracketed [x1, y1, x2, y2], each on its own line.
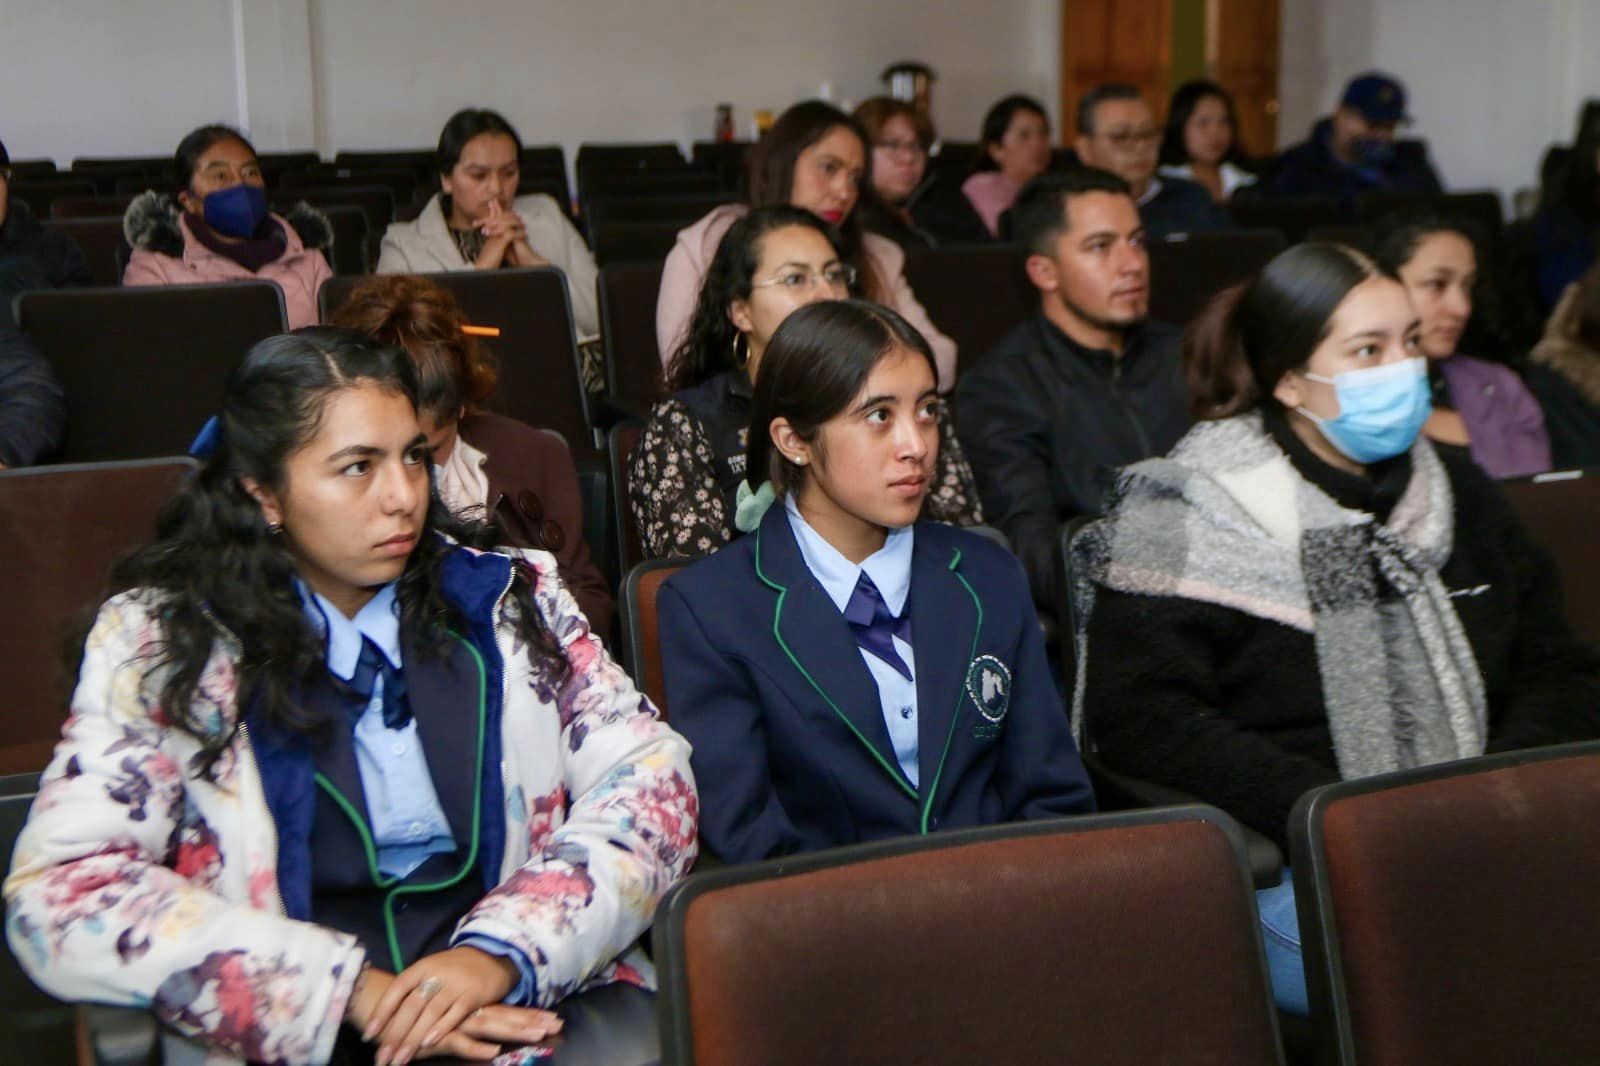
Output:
[599, 261, 666, 415]
[1304, 224, 1372, 250]
[656, 807, 1282, 1066]
[47, 195, 134, 220]
[8, 179, 98, 218]
[576, 142, 687, 174]
[900, 243, 1033, 379]
[17, 283, 288, 462]
[1147, 228, 1288, 326]
[590, 222, 683, 268]
[1495, 469, 1600, 646]
[318, 204, 371, 275]
[322, 267, 594, 459]
[608, 421, 646, 579]
[1229, 195, 1348, 244]
[39, 218, 127, 287]
[0, 458, 197, 773]
[620, 556, 689, 716]
[1291, 742, 1600, 1066]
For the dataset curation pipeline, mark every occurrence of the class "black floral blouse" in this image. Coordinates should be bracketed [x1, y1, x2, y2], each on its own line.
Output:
[628, 369, 983, 559]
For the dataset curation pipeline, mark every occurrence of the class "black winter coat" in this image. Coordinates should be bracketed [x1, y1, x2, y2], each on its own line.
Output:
[0, 322, 65, 466]
[0, 199, 91, 327]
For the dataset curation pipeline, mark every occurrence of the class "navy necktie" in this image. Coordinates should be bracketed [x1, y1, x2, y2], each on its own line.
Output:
[343, 636, 411, 729]
[843, 571, 914, 682]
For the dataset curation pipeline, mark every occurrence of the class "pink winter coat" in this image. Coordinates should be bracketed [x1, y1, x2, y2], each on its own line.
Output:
[121, 192, 332, 330]
[655, 204, 959, 392]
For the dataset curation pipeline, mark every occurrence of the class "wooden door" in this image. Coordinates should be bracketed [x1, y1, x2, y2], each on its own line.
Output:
[1060, 0, 1280, 153]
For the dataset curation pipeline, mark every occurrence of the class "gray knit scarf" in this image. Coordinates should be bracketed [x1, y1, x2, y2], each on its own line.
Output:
[1071, 412, 1487, 781]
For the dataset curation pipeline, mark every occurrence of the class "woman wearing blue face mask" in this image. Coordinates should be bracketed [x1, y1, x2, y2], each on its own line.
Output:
[123, 125, 332, 329]
[1071, 242, 1600, 1015]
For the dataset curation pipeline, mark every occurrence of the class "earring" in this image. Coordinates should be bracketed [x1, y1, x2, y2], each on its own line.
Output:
[265, 520, 283, 535]
[789, 454, 807, 466]
[732, 333, 750, 368]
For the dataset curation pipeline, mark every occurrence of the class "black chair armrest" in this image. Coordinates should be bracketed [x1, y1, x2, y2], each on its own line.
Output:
[1083, 755, 1284, 889]
[79, 1004, 158, 1066]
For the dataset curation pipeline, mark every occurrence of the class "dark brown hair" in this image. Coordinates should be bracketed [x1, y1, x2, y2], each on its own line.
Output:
[1184, 242, 1386, 419]
[852, 96, 935, 152]
[329, 275, 498, 420]
[746, 299, 938, 496]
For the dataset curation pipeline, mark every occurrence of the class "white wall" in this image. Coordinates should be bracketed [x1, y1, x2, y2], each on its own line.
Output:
[1278, 0, 1600, 201]
[1, 0, 1058, 167]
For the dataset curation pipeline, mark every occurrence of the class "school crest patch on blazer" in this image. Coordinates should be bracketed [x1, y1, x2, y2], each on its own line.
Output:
[966, 654, 1011, 737]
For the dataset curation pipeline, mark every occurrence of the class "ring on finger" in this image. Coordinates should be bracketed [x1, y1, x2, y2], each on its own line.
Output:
[417, 976, 444, 1001]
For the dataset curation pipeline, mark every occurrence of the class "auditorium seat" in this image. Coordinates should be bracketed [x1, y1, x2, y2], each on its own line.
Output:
[619, 556, 687, 715]
[274, 185, 395, 264]
[320, 267, 596, 459]
[46, 195, 133, 220]
[576, 142, 686, 174]
[38, 218, 127, 287]
[1147, 228, 1288, 326]
[1354, 189, 1504, 241]
[17, 282, 288, 462]
[655, 806, 1284, 1065]
[584, 194, 731, 244]
[690, 141, 752, 191]
[318, 204, 371, 275]
[283, 169, 419, 220]
[599, 260, 666, 415]
[590, 221, 683, 267]
[1495, 468, 1600, 646]
[1291, 741, 1600, 1065]
[8, 159, 59, 180]
[8, 179, 97, 219]
[0, 457, 197, 774]
[608, 420, 647, 580]
[901, 243, 1033, 377]
[1230, 195, 1347, 244]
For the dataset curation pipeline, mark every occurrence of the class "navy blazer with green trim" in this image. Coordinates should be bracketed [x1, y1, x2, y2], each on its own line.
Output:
[658, 504, 1094, 864]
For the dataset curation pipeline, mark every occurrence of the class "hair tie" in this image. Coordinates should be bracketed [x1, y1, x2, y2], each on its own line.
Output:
[189, 415, 223, 458]
[734, 479, 777, 532]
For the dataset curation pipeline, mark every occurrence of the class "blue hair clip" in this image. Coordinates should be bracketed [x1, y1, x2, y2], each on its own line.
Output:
[189, 415, 222, 458]
[734, 479, 777, 533]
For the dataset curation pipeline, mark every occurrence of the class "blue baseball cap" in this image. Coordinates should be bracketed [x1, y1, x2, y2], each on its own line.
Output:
[1341, 72, 1409, 125]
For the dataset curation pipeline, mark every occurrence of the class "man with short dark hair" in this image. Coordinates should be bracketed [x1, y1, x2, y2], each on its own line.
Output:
[1075, 85, 1227, 240]
[955, 169, 1191, 609]
[1269, 72, 1444, 198]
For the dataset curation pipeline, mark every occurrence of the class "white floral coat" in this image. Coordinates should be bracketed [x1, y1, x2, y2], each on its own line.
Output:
[4, 548, 698, 1065]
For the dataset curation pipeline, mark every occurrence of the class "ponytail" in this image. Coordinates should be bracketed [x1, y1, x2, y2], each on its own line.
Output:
[1183, 284, 1257, 419]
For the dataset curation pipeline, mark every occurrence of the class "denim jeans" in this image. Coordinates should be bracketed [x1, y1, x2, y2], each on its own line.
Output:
[1257, 867, 1309, 1015]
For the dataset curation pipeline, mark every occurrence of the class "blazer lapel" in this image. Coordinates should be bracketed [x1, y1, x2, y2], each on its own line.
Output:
[909, 535, 983, 803]
[402, 627, 484, 845]
[753, 505, 911, 794]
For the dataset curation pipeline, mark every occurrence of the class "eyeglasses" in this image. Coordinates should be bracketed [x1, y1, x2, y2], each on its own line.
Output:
[1098, 127, 1161, 150]
[874, 139, 927, 158]
[750, 264, 858, 292]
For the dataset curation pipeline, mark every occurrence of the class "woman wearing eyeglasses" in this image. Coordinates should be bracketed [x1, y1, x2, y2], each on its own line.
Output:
[852, 97, 990, 249]
[630, 206, 982, 560]
[655, 100, 958, 392]
[963, 95, 1054, 238]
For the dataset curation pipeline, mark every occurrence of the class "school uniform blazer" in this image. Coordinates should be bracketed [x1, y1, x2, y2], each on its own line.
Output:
[658, 504, 1094, 864]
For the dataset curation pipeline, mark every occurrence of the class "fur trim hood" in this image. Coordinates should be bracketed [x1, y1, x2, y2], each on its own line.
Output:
[122, 191, 332, 257]
[1529, 281, 1600, 408]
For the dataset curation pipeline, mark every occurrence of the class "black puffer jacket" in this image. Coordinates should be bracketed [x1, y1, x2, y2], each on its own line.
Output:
[0, 199, 91, 326]
[0, 322, 65, 466]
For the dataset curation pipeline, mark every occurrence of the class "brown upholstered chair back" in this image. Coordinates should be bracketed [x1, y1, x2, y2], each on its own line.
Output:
[1291, 742, 1600, 1065]
[656, 808, 1284, 1066]
[1146, 228, 1288, 327]
[0, 458, 197, 773]
[1496, 469, 1600, 647]
[620, 557, 688, 719]
[599, 262, 666, 417]
[901, 243, 1033, 379]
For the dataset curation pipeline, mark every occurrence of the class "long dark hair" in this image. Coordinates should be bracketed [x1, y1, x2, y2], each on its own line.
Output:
[102, 328, 566, 777]
[1548, 100, 1600, 224]
[1372, 211, 1507, 359]
[664, 205, 843, 393]
[1184, 243, 1387, 420]
[174, 124, 257, 196]
[971, 94, 1049, 174]
[745, 300, 938, 496]
[1159, 80, 1247, 168]
[746, 101, 883, 301]
[436, 109, 523, 187]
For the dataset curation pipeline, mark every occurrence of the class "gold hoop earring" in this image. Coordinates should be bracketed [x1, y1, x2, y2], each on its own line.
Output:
[732, 333, 749, 368]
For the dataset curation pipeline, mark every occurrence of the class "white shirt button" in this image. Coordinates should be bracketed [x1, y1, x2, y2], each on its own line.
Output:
[900, 705, 914, 719]
[392, 741, 407, 756]
[410, 821, 426, 836]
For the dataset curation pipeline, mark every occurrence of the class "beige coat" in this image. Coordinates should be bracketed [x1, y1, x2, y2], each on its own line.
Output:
[378, 193, 599, 339]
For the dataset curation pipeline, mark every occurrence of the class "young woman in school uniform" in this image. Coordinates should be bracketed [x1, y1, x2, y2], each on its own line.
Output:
[658, 299, 1094, 865]
[4, 329, 697, 1065]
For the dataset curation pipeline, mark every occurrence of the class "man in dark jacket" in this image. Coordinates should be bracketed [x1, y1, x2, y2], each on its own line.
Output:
[1269, 72, 1444, 199]
[955, 168, 1190, 609]
[1074, 84, 1229, 241]
[0, 322, 65, 467]
[0, 138, 91, 327]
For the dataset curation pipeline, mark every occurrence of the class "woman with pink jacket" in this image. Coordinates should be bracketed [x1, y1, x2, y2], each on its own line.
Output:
[122, 125, 332, 330]
[655, 101, 959, 393]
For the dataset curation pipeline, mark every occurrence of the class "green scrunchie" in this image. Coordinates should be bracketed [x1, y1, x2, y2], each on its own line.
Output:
[734, 479, 777, 533]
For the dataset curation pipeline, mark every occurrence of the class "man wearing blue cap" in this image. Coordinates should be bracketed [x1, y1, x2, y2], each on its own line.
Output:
[1268, 72, 1444, 198]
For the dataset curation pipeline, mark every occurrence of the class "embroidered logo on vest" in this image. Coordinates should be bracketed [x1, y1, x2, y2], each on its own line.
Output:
[966, 654, 1011, 738]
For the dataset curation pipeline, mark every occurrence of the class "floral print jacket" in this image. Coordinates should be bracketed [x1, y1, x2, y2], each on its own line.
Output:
[4, 545, 698, 1065]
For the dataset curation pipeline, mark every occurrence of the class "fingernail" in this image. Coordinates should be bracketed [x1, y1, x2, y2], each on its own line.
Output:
[422, 1029, 439, 1048]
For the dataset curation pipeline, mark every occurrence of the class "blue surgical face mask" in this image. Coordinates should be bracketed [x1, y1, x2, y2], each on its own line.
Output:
[200, 183, 269, 238]
[1299, 357, 1431, 464]
[1351, 136, 1396, 167]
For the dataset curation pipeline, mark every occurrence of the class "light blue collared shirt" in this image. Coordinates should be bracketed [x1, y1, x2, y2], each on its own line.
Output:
[785, 496, 920, 786]
[301, 581, 537, 1003]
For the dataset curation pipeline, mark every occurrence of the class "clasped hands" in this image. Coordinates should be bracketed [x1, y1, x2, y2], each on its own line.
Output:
[472, 200, 549, 270]
[346, 945, 563, 1064]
